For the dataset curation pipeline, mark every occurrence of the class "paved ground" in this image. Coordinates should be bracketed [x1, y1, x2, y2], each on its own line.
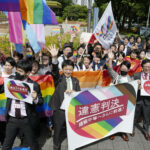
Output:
[0, 122, 150, 150]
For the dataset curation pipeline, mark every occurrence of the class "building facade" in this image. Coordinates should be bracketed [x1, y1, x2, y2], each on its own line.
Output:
[73, 0, 95, 7]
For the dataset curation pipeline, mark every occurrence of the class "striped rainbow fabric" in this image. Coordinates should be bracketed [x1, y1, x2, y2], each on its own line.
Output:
[0, 75, 55, 121]
[0, 0, 20, 11]
[29, 75, 55, 117]
[19, 0, 57, 24]
[0, 0, 57, 25]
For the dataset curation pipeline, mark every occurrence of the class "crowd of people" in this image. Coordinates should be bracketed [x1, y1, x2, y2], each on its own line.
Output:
[0, 32, 150, 150]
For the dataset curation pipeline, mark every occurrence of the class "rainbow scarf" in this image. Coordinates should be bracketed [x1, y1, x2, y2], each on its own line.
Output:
[0, 75, 55, 121]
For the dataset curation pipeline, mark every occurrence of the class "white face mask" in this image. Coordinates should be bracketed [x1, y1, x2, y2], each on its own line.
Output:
[140, 54, 145, 59]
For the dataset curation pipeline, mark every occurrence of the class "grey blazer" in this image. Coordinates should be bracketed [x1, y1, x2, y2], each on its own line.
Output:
[108, 68, 133, 84]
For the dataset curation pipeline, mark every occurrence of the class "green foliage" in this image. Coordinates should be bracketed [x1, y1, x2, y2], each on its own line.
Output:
[52, 0, 72, 16]
[0, 36, 12, 56]
[45, 33, 80, 49]
[56, 16, 64, 23]
[62, 5, 88, 21]
[0, 33, 80, 56]
[95, 0, 150, 31]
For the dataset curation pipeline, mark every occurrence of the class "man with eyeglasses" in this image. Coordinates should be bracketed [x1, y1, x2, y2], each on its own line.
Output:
[132, 59, 150, 140]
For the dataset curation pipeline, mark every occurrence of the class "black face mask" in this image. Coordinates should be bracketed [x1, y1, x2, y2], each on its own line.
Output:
[15, 72, 25, 80]
[120, 71, 128, 76]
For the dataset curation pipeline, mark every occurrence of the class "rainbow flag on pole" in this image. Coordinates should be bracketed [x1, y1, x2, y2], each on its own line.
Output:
[19, 0, 57, 24]
[0, 0, 57, 25]
[8, 11, 25, 44]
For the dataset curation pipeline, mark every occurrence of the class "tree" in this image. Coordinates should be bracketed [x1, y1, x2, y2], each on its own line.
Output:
[63, 5, 88, 21]
[52, 0, 72, 16]
[94, 0, 150, 31]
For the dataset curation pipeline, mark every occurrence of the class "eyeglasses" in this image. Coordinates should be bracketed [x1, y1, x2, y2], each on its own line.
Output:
[143, 66, 150, 69]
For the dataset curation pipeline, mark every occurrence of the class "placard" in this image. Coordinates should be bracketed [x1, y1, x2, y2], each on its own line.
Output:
[4, 78, 34, 104]
[141, 79, 150, 96]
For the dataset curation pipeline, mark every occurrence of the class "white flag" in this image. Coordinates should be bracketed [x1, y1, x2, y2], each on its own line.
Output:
[94, 1, 117, 49]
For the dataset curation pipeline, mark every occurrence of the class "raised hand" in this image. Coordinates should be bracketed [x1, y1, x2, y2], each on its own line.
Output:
[47, 44, 59, 58]
[108, 51, 114, 60]
[70, 33, 76, 42]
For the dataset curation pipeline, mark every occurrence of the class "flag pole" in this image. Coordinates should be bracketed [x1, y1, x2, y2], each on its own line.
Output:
[147, 5, 150, 28]
[10, 42, 13, 57]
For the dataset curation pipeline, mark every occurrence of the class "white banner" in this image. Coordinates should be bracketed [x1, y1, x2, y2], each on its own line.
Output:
[141, 78, 150, 96]
[64, 80, 138, 150]
[93, 1, 117, 49]
[4, 78, 34, 104]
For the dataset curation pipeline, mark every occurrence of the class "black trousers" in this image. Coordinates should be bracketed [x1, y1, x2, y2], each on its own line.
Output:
[2, 117, 39, 150]
[0, 122, 6, 144]
[53, 110, 67, 150]
[134, 102, 150, 134]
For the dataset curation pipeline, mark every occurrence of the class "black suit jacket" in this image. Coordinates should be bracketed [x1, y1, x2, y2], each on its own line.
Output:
[49, 74, 81, 110]
[134, 72, 150, 105]
[0, 76, 43, 128]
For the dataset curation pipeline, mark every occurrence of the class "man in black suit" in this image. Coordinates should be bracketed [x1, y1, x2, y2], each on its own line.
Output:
[48, 46, 80, 150]
[0, 60, 43, 150]
[132, 59, 150, 140]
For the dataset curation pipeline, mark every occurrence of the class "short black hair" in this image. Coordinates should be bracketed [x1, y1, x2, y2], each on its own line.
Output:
[5, 57, 16, 67]
[77, 44, 85, 50]
[32, 60, 40, 69]
[110, 44, 116, 49]
[13, 51, 23, 60]
[25, 42, 34, 55]
[120, 60, 131, 70]
[16, 60, 32, 73]
[117, 52, 125, 58]
[129, 35, 135, 40]
[130, 49, 139, 55]
[62, 60, 74, 69]
[124, 36, 129, 40]
[63, 43, 73, 51]
[141, 59, 150, 67]
[118, 44, 125, 50]
[93, 43, 102, 49]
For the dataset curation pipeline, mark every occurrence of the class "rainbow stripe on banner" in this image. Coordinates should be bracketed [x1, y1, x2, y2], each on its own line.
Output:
[0, 75, 55, 121]
[68, 83, 136, 139]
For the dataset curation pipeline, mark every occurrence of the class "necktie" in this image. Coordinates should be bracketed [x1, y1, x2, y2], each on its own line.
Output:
[15, 100, 21, 118]
[66, 78, 71, 90]
[145, 73, 148, 80]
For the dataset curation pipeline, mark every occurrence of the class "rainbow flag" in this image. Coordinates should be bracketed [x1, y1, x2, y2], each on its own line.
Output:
[19, 0, 57, 24]
[72, 26, 80, 32]
[73, 51, 77, 57]
[0, 75, 55, 121]
[0, 0, 20, 11]
[52, 28, 60, 34]
[8, 11, 25, 44]
[29, 75, 55, 117]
